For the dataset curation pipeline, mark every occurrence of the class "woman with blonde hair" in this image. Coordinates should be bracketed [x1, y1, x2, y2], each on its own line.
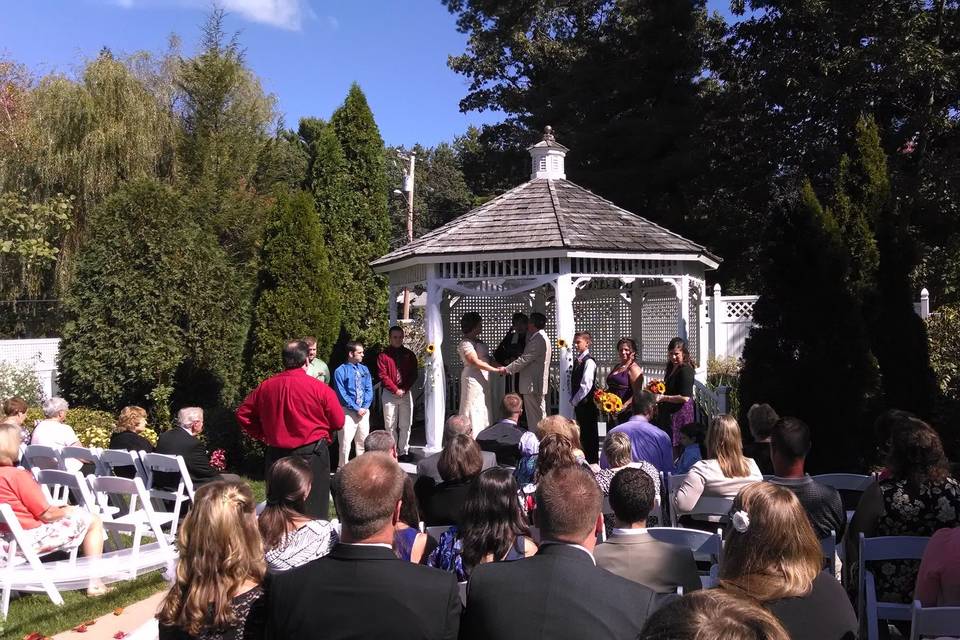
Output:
[536, 414, 585, 461]
[158, 480, 267, 640]
[109, 406, 154, 469]
[719, 483, 856, 640]
[674, 414, 762, 525]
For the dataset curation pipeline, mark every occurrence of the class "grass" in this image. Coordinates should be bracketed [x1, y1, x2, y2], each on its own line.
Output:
[0, 571, 166, 639]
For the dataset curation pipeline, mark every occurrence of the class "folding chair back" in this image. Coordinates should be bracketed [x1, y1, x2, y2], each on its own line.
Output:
[34, 469, 98, 513]
[858, 533, 931, 640]
[0, 503, 66, 617]
[814, 473, 874, 519]
[909, 600, 960, 640]
[821, 530, 837, 576]
[425, 525, 454, 541]
[646, 527, 723, 563]
[140, 452, 195, 536]
[88, 475, 172, 555]
[22, 444, 62, 471]
[666, 472, 688, 527]
[685, 496, 735, 523]
[99, 448, 147, 480]
[61, 446, 102, 475]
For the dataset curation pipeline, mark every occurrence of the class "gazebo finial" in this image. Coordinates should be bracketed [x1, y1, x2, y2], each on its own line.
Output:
[543, 125, 555, 142]
[528, 125, 568, 180]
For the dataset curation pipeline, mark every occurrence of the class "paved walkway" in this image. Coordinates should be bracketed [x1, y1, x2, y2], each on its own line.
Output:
[53, 590, 164, 640]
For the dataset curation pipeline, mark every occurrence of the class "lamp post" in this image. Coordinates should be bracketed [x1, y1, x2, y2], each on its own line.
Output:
[397, 151, 416, 320]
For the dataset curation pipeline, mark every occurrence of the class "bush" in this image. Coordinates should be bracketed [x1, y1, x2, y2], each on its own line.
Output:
[927, 305, 960, 457]
[0, 361, 43, 405]
[24, 407, 159, 449]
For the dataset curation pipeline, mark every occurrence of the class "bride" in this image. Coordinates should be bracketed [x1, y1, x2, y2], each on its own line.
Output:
[457, 313, 501, 437]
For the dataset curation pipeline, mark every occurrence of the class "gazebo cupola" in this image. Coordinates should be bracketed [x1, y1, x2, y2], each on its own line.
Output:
[528, 125, 568, 180]
[372, 127, 720, 453]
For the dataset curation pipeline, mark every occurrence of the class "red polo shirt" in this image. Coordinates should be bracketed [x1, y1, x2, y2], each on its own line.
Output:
[236, 368, 345, 449]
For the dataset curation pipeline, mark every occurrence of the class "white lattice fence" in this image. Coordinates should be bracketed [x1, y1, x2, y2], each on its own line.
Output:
[640, 293, 678, 364]
[0, 338, 60, 399]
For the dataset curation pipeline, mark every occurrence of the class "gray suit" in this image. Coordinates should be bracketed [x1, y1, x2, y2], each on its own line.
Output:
[594, 531, 702, 595]
[504, 329, 551, 428]
[415, 450, 496, 485]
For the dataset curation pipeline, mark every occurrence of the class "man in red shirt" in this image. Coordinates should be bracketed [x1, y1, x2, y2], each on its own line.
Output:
[376, 326, 419, 460]
[236, 340, 344, 518]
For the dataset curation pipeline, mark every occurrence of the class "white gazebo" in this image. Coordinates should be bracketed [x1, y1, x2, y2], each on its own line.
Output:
[372, 127, 720, 452]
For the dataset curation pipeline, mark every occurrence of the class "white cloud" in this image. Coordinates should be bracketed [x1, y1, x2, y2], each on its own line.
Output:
[102, 0, 309, 31]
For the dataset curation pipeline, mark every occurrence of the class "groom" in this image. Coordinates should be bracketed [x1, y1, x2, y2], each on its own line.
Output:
[499, 312, 551, 430]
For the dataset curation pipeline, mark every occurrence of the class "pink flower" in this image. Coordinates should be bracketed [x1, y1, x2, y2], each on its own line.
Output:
[210, 448, 227, 472]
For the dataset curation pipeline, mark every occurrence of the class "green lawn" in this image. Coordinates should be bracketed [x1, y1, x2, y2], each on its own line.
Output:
[0, 571, 166, 639]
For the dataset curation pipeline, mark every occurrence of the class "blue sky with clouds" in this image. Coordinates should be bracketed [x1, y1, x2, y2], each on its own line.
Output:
[1, 0, 735, 147]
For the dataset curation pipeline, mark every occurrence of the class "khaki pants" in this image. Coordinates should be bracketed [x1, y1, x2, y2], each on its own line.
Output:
[523, 393, 546, 431]
[338, 408, 370, 469]
[382, 389, 413, 455]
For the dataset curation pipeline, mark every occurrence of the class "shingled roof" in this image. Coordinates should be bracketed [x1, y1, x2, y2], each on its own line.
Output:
[371, 177, 719, 268]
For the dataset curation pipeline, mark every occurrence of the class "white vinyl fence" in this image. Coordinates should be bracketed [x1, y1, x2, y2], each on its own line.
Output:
[0, 338, 60, 400]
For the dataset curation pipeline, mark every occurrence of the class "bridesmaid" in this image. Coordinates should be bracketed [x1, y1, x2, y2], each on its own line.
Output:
[605, 338, 644, 426]
[457, 313, 501, 437]
[655, 336, 696, 453]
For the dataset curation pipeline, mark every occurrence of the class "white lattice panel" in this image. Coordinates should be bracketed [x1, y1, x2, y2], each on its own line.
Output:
[640, 295, 679, 364]
[570, 296, 633, 365]
[725, 299, 756, 320]
[687, 286, 700, 368]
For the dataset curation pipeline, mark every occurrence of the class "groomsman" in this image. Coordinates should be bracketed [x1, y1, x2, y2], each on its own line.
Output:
[500, 312, 551, 430]
[377, 326, 418, 459]
[571, 331, 599, 463]
[333, 341, 373, 469]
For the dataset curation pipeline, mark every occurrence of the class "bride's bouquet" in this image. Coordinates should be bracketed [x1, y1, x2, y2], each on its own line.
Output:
[593, 387, 624, 417]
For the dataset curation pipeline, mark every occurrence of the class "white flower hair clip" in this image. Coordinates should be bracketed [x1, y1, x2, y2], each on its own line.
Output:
[731, 510, 750, 533]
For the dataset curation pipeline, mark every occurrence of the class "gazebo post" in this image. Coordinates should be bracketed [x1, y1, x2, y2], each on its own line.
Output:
[423, 265, 446, 454]
[388, 285, 398, 326]
[630, 279, 644, 355]
[678, 275, 690, 340]
[554, 263, 575, 419]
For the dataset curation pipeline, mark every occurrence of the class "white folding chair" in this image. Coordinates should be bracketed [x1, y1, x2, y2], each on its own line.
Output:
[34, 469, 99, 513]
[814, 473, 874, 522]
[0, 503, 66, 617]
[821, 530, 838, 577]
[21, 444, 63, 471]
[665, 472, 688, 527]
[684, 496, 735, 524]
[88, 475, 173, 567]
[909, 600, 960, 640]
[858, 533, 931, 640]
[99, 448, 148, 480]
[646, 526, 723, 564]
[425, 525, 455, 541]
[140, 452, 196, 536]
[60, 446, 102, 474]
[458, 581, 468, 607]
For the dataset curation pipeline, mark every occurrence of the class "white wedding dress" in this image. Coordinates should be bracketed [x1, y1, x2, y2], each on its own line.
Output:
[458, 338, 490, 438]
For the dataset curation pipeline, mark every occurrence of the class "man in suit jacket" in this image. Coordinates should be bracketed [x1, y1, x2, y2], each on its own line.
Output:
[417, 415, 495, 485]
[476, 393, 524, 466]
[154, 407, 226, 489]
[461, 465, 664, 640]
[268, 452, 461, 640]
[594, 467, 701, 594]
[500, 312, 551, 430]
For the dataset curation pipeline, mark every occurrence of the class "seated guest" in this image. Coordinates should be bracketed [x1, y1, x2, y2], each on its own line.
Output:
[847, 416, 960, 604]
[0, 423, 108, 596]
[461, 465, 661, 640]
[109, 406, 154, 477]
[719, 483, 857, 640]
[30, 396, 86, 472]
[767, 417, 845, 542]
[595, 467, 699, 595]
[476, 393, 524, 466]
[600, 390, 673, 474]
[427, 467, 536, 579]
[258, 456, 338, 572]
[394, 473, 430, 563]
[594, 432, 661, 529]
[268, 453, 461, 640]
[743, 403, 778, 476]
[915, 526, 960, 606]
[520, 433, 580, 515]
[674, 415, 762, 524]
[155, 407, 225, 488]
[674, 422, 704, 474]
[416, 415, 495, 487]
[158, 480, 267, 640]
[1, 396, 30, 443]
[363, 430, 398, 458]
[532, 414, 588, 466]
[639, 589, 789, 640]
[420, 434, 483, 526]
[513, 430, 539, 486]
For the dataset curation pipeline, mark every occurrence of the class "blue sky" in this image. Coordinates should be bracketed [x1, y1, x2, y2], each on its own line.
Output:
[1, 0, 735, 147]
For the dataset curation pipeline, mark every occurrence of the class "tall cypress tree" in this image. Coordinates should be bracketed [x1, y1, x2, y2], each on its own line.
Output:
[246, 188, 341, 387]
[739, 180, 879, 472]
[330, 84, 390, 347]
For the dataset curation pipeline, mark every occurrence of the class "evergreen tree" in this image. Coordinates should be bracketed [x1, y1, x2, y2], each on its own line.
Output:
[247, 188, 341, 386]
[739, 180, 879, 472]
[58, 179, 243, 418]
[329, 84, 390, 347]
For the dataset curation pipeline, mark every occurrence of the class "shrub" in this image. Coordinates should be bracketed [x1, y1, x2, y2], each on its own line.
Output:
[0, 361, 43, 405]
[24, 407, 159, 448]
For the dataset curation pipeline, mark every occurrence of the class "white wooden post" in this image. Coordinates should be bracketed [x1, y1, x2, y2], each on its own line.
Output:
[711, 283, 722, 359]
[631, 280, 644, 355]
[388, 285, 398, 326]
[696, 280, 708, 381]
[554, 263, 575, 419]
[423, 266, 446, 454]
[678, 275, 690, 340]
[920, 288, 930, 319]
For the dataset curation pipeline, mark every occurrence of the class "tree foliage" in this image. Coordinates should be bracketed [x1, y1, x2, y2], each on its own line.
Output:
[329, 84, 390, 347]
[0, 190, 73, 300]
[247, 188, 341, 386]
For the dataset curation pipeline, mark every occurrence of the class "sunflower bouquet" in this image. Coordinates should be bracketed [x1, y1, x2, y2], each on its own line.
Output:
[593, 387, 624, 417]
[646, 379, 666, 395]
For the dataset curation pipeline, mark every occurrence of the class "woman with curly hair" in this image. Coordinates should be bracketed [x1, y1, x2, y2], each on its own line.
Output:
[158, 480, 267, 640]
[847, 416, 960, 604]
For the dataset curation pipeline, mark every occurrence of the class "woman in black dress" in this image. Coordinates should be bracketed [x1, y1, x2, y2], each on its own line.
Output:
[654, 337, 695, 454]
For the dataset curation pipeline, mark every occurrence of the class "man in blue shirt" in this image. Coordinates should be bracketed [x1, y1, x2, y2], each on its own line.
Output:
[333, 341, 373, 470]
[600, 390, 674, 474]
